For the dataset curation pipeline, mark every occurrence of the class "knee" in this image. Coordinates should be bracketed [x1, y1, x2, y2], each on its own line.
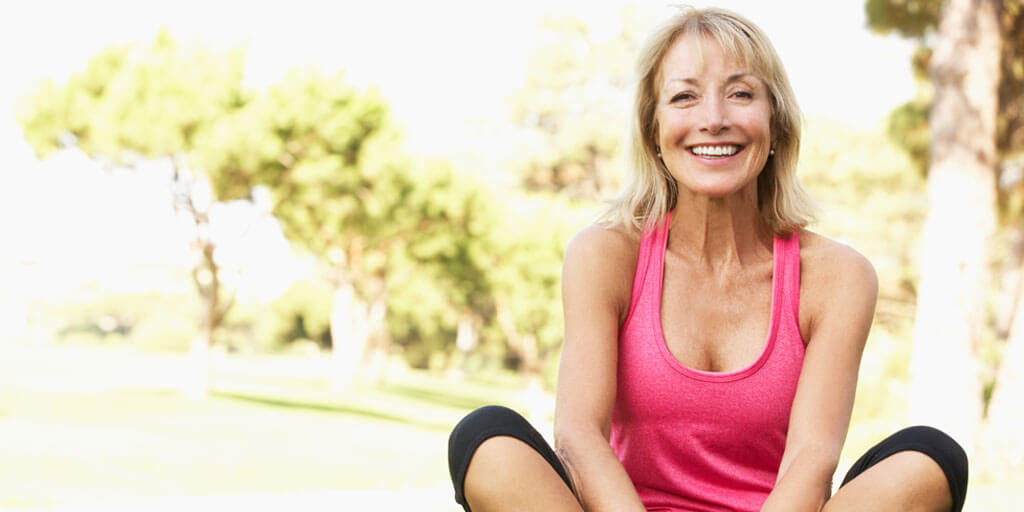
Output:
[900, 426, 967, 456]
[449, 406, 531, 462]
[448, 406, 532, 502]
[452, 405, 530, 437]
[895, 426, 968, 475]
[894, 426, 969, 510]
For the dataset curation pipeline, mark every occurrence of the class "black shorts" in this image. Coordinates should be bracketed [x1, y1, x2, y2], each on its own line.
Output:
[448, 405, 968, 512]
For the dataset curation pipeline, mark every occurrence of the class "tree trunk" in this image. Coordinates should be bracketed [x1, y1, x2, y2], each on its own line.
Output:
[171, 159, 235, 399]
[448, 311, 478, 378]
[183, 330, 212, 398]
[517, 333, 552, 425]
[495, 301, 541, 375]
[456, 311, 478, 353]
[495, 301, 549, 423]
[182, 249, 229, 398]
[993, 228, 1024, 340]
[362, 286, 391, 382]
[907, 0, 1001, 456]
[981, 239, 1024, 476]
[329, 282, 371, 392]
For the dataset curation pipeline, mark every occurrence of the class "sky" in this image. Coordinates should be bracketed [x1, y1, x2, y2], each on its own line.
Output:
[0, 0, 918, 297]
[2, 0, 917, 154]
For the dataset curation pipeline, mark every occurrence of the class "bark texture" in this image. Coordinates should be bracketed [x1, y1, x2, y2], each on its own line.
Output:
[330, 282, 370, 392]
[175, 162, 233, 398]
[982, 230, 1024, 476]
[907, 0, 1001, 456]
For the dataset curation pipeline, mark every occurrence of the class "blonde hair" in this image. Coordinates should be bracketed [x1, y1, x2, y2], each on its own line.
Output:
[601, 6, 817, 235]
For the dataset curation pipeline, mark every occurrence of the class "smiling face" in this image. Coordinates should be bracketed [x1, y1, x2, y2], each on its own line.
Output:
[655, 34, 773, 200]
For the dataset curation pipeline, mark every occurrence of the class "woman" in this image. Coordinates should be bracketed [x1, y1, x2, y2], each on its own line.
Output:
[448, 7, 968, 512]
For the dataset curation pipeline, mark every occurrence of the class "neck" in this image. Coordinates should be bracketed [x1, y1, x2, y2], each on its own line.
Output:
[668, 184, 772, 269]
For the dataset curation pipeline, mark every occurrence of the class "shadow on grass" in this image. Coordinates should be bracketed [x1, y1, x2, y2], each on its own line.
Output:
[211, 391, 453, 432]
[376, 382, 499, 412]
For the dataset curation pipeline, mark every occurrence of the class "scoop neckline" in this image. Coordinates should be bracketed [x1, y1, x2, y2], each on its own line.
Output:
[652, 216, 783, 383]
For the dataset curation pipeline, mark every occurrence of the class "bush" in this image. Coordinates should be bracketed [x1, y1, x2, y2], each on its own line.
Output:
[131, 311, 196, 352]
[261, 279, 334, 350]
[38, 290, 198, 347]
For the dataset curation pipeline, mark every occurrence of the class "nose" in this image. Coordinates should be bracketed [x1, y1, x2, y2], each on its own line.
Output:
[698, 95, 729, 134]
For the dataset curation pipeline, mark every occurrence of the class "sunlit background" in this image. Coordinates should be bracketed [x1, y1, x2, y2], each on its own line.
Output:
[1, 0, 1021, 510]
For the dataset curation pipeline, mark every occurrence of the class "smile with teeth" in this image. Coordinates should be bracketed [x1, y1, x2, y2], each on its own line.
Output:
[689, 145, 742, 158]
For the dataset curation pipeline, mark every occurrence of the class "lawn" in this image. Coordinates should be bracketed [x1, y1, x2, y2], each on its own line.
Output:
[0, 343, 528, 511]
[0, 342, 1018, 511]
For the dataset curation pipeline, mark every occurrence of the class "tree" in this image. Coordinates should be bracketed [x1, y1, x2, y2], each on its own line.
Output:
[487, 198, 580, 384]
[17, 31, 251, 396]
[907, 0, 1001, 457]
[866, 0, 1024, 466]
[985, 230, 1024, 474]
[387, 179, 501, 372]
[384, 183, 584, 396]
[505, 7, 642, 200]
[867, 0, 1024, 171]
[16, 32, 485, 394]
[194, 68, 499, 390]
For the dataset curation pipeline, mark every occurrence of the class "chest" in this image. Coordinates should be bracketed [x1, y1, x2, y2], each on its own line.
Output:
[659, 256, 774, 373]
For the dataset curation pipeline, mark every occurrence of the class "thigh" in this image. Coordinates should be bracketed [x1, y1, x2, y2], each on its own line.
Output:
[448, 405, 577, 512]
[826, 451, 952, 512]
[832, 426, 968, 512]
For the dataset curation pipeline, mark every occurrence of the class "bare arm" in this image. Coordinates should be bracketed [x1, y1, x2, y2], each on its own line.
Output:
[760, 242, 878, 512]
[554, 225, 647, 512]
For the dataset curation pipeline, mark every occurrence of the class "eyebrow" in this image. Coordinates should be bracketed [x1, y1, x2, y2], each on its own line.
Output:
[666, 73, 754, 87]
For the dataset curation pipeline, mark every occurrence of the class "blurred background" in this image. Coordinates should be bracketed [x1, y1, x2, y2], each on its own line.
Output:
[1, 0, 1022, 510]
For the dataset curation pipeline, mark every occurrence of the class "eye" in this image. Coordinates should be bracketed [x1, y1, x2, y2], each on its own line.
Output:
[731, 90, 754, 99]
[670, 92, 696, 102]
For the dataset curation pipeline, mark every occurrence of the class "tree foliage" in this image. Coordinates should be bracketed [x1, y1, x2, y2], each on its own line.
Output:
[505, 7, 643, 200]
[16, 31, 252, 373]
[865, 0, 942, 38]
[16, 29, 584, 384]
[868, 0, 1024, 473]
[866, 0, 1024, 339]
[799, 118, 926, 316]
[18, 30, 247, 163]
[867, 0, 1024, 219]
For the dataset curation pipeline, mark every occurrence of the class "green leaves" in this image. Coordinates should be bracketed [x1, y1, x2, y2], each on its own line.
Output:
[18, 30, 247, 164]
[866, 0, 1024, 222]
[15, 29, 598, 376]
[506, 7, 641, 198]
[864, 0, 942, 39]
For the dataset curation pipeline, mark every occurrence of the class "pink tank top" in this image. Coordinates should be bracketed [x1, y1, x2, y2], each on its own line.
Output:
[609, 214, 805, 512]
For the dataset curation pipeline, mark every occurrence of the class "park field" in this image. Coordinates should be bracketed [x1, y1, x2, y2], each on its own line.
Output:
[0, 343, 508, 511]
[0, 342, 1018, 511]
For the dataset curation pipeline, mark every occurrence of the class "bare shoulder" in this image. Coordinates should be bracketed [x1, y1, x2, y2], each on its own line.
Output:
[798, 230, 877, 287]
[565, 222, 639, 269]
[563, 222, 641, 322]
[798, 230, 878, 338]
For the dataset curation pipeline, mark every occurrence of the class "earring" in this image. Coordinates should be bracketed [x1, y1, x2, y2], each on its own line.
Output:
[769, 146, 775, 156]
[656, 146, 662, 158]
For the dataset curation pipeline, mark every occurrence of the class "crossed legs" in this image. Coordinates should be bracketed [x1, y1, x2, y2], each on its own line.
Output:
[449, 406, 968, 512]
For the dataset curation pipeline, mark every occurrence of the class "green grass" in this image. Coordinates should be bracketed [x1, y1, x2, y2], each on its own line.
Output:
[0, 343, 525, 510]
[0, 342, 1019, 511]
